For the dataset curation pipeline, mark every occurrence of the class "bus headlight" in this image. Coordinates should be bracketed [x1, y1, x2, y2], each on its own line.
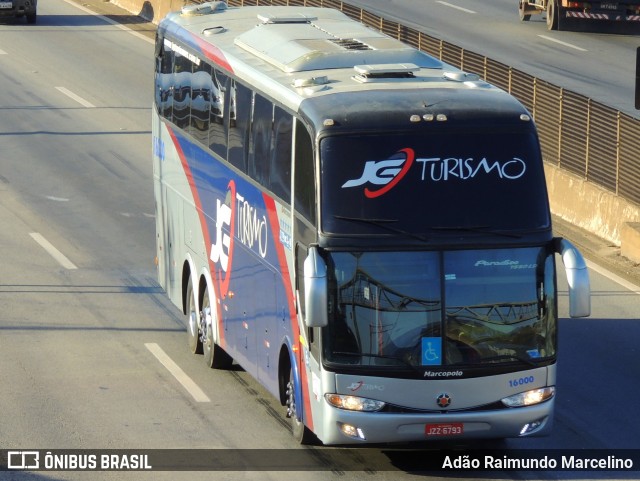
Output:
[325, 393, 386, 412]
[501, 387, 555, 407]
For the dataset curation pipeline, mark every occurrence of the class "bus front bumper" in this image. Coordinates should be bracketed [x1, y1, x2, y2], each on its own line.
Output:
[318, 399, 554, 445]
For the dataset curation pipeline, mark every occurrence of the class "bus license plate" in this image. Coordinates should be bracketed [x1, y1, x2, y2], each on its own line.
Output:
[425, 423, 464, 436]
[0, 2, 13, 8]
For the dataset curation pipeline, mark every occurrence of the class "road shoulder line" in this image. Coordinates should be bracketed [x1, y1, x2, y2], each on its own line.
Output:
[145, 343, 211, 403]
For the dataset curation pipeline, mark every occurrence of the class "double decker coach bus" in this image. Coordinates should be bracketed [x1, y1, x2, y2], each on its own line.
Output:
[152, 1, 591, 445]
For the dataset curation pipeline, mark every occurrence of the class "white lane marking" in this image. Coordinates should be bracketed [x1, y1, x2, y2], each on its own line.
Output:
[55, 86, 96, 108]
[0, 49, 7, 55]
[29, 232, 78, 270]
[45, 196, 70, 202]
[62, 0, 154, 45]
[538, 35, 588, 52]
[120, 212, 155, 218]
[145, 343, 211, 403]
[587, 260, 640, 296]
[436, 1, 476, 14]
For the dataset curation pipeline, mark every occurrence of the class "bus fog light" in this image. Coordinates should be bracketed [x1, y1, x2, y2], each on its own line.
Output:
[325, 393, 385, 412]
[519, 417, 546, 435]
[502, 387, 555, 407]
[339, 422, 366, 440]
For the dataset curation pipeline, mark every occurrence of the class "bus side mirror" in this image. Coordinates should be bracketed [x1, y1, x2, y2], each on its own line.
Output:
[554, 238, 591, 318]
[303, 246, 328, 328]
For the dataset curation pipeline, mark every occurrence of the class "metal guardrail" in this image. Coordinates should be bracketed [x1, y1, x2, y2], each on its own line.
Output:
[227, 0, 640, 207]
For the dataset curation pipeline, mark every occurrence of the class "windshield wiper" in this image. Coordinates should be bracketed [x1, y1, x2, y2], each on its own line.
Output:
[334, 215, 429, 242]
[428, 225, 522, 239]
[335, 351, 548, 370]
[332, 351, 418, 370]
[474, 354, 548, 368]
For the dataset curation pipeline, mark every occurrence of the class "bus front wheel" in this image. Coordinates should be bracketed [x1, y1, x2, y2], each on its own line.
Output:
[286, 368, 316, 445]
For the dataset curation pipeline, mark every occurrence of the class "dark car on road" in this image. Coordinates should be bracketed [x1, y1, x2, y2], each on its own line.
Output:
[0, 0, 36, 24]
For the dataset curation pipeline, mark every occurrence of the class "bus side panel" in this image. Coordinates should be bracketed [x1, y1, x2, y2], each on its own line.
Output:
[152, 110, 166, 291]
[263, 196, 315, 431]
[153, 116, 191, 310]
[256, 270, 277, 386]
[167, 128, 306, 403]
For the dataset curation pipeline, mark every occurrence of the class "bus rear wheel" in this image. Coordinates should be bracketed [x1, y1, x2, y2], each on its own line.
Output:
[202, 288, 233, 369]
[186, 278, 203, 355]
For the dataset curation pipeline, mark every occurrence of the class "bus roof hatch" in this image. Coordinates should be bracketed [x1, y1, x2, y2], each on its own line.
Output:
[353, 63, 420, 82]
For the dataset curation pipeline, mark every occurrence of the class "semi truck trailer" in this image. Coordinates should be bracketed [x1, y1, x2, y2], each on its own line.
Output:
[519, 0, 640, 30]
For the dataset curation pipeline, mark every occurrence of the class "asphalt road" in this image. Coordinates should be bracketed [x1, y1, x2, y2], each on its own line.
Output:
[1, 1, 640, 480]
[343, 0, 640, 118]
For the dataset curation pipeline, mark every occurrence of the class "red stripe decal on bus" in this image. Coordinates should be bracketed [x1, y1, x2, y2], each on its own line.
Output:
[168, 126, 227, 348]
[195, 37, 234, 74]
[263, 193, 314, 433]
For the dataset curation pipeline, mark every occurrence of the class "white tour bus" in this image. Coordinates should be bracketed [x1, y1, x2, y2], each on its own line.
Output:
[152, 2, 591, 445]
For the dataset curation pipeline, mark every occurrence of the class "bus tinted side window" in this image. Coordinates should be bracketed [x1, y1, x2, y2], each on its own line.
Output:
[227, 80, 251, 173]
[156, 41, 173, 119]
[209, 68, 228, 159]
[271, 107, 292, 201]
[249, 94, 273, 187]
[190, 61, 211, 145]
[172, 51, 192, 129]
[294, 120, 316, 224]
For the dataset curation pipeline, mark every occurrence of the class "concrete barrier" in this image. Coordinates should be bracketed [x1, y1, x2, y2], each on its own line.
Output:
[545, 163, 640, 249]
[112, 0, 173, 23]
[621, 223, 640, 265]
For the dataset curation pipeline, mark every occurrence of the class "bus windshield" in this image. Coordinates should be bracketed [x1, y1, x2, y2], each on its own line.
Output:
[323, 247, 557, 371]
[321, 131, 550, 236]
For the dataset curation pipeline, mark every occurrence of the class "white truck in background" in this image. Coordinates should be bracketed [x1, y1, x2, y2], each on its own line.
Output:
[519, 0, 640, 30]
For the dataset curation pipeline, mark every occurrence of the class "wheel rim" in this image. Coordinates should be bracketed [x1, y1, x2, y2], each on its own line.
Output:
[546, 1, 556, 29]
[187, 281, 202, 354]
[204, 310, 213, 352]
[286, 374, 299, 423]
[286, 370, 313, 443]
[518, 1, 530, 21]
[202, 292, 213, 355]
[202, 290, 221, 369]
[188, 310, 198, 339]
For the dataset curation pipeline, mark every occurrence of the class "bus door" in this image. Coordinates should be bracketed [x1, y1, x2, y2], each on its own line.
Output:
[291, 119, 323, 424]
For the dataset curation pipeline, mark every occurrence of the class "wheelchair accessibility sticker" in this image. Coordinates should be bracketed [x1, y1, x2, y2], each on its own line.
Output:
[421, 337, 442, 366]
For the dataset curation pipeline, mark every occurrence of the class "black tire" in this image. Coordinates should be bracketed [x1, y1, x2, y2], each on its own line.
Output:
[186, 277, 202, 355]
[546, 0, 559, 30]
[286, 368, 317, 445]
[26, 13, 36, 24]
[518, 1, 531, 21]
[202, 288, 233, 369]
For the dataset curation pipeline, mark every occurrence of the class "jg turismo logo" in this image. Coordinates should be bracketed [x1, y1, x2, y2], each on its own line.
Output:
[341, 148, 415, 199]
[342, 148, 527, 199]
